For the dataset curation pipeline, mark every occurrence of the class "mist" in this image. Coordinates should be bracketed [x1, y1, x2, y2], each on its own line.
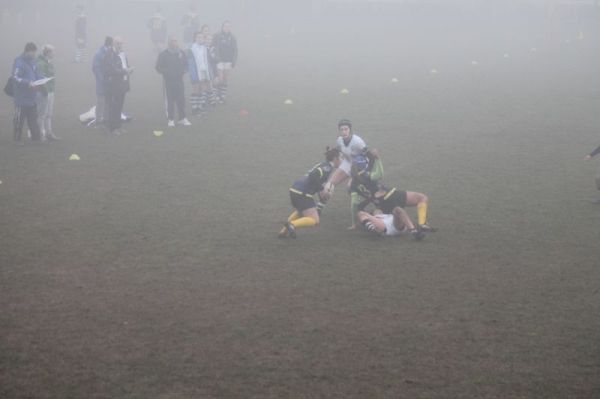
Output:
[1, 1, 600, 398]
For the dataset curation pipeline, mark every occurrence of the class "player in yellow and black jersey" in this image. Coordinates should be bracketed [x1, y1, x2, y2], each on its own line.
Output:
[351, 155, 437, 234]
[279, 147, 342, 238]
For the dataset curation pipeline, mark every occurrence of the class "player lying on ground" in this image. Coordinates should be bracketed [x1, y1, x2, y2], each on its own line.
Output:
[351, 155, 436, 233]
[357, 209, 425, 241]
[279, 147, 342, 238]
[584, 143, 600, 203]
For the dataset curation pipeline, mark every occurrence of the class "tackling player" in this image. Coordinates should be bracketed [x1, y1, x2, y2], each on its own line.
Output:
[351, 156, 436, 233]
[279, 147, 342, 238]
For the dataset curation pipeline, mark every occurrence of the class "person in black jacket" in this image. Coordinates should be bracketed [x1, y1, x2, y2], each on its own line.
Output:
[213, 21, 238, 103]
[156, 36, 191, 127]
[584, 144, 600, 203]
[103, 37, 133, 136]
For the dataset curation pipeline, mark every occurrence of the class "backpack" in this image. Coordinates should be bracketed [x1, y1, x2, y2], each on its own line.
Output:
[4, 77, 14, 97]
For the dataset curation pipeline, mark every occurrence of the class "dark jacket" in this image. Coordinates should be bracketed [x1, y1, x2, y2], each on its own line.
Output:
[103, 49, 130, 95]
[213, 31, 238, 66]
[11, 54, 44, 107]
[92, 45, 111, 95]
[156, 48, 187, 82]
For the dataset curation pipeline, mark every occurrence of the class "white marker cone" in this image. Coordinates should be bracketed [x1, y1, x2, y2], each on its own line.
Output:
[284, 99, 293, 105]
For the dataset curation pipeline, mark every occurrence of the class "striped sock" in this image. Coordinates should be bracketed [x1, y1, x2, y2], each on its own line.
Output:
[75, 48, 86, 63]
[190, 94, 199, 112]
[219, 85, 228, 102]
[209, 88, 217, 106]
[362, 220, 378, 234]
[199, 92, 208, 111]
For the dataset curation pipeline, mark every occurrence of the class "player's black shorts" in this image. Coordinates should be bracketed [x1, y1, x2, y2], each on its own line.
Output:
[290, 190, 316, 212]
[378, 189, 407, 214]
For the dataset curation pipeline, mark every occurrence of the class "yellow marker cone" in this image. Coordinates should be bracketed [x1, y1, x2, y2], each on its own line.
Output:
[69, 154, 81, 161]
[153, 130, 164, 137]
[340, 88, 349, 95]
[284, 99, 293, 105]
[391, 77, 399, 83]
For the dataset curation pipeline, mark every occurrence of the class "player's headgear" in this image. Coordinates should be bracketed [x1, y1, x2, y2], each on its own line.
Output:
[353, 154, 368, 170]
[338, 119, 352, 130]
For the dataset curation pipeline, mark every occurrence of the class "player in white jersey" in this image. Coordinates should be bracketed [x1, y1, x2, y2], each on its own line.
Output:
[328, 119, 367, 187]
[356, 209, 425, 241]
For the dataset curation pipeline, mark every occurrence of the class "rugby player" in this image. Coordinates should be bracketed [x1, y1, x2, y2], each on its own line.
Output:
[279, 147, 342, 238]
[351, 156, 436, 233]
[328, 119, 369, 187]
[357, 209, 425, 241]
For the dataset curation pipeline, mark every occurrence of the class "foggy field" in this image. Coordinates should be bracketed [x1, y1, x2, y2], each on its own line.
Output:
[1, 2, 600, 398]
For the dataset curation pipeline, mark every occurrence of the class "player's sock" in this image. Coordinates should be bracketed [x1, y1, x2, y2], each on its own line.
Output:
[219, 84, 227, 102]
[190, 94, 197, 112]
[279, 211, 299, 236]
[287, 211, 299, 222]
[290, 217, 316, 229]
[361, 220, 377, 233]
[209, 88, 217, 106]
[417, 202, 428, 226]
[316, 202, 326, 215]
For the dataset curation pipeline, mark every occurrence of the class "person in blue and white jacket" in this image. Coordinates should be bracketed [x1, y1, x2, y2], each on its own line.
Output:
[188, 28, 212, 115]
[12, 42, 44, 144]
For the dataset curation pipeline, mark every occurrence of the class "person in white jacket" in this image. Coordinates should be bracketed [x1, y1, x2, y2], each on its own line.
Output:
[187, 27, 212, 115]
